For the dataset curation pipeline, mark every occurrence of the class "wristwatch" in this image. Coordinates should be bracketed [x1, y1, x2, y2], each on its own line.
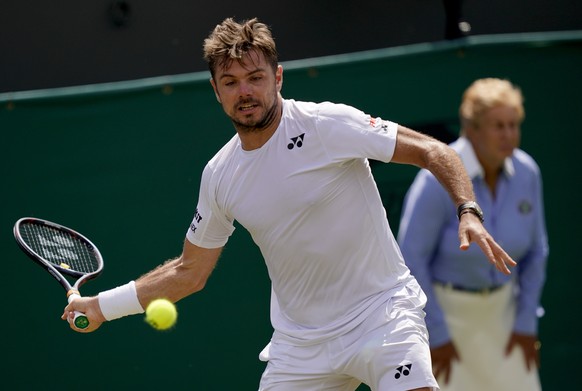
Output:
[457, 201, 484, 223]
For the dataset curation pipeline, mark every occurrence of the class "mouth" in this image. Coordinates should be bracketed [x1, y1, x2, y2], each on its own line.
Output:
[238, 102, 258, 112]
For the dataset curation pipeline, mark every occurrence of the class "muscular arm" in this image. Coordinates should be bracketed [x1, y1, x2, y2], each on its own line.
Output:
[62, 240, 223, 332]
[392, 125, 516, 274]
[135, 240, 223, 307]
[392, 126, 474, 206]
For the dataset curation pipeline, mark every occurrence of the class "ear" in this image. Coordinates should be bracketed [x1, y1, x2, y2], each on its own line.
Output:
[209, 78, 221, 103]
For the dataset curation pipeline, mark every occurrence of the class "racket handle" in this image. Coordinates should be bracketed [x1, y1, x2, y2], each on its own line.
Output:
[67, 293, 89, 329]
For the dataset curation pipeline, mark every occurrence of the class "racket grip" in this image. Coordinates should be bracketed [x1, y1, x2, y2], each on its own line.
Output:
[67, 293, 89, 329]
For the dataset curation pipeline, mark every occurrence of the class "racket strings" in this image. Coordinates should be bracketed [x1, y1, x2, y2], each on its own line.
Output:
[20, 223, 101, 273]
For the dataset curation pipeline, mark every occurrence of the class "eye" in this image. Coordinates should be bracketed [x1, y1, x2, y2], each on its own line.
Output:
[224, 80, 236, 87]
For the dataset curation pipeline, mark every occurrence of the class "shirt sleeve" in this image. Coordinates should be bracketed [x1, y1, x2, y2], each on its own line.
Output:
[513, 163, 549, 335]
[314, 102, 398, 163]
[186, 164, 235, 248]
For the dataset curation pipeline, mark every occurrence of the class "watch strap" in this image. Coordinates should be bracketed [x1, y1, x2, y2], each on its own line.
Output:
[457, 201, 484, 223]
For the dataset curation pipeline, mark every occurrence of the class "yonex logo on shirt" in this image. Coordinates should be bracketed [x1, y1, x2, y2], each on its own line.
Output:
[287, 133, 305, 150]
[370, 117, 389, 132]
[394, 363, 412, 379]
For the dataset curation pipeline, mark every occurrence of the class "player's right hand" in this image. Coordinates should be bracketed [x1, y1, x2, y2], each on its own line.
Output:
[62, 296, 106, 333]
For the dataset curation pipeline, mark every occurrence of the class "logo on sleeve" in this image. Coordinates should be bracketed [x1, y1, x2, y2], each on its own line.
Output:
[369, 117, 389, 132]
[287, 133, 305, 150]
[189, 209, 203, 233]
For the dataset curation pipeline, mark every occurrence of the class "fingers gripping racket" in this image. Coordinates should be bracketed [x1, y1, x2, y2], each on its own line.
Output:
[13, 217, 104, 329]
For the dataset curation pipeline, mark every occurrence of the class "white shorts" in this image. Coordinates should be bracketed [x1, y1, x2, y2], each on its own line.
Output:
[258, 284, 439, 391]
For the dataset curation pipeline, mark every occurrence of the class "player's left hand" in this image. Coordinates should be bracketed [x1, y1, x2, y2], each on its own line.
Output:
[505, 332, 541, 371]
[458, 212, 517, 274]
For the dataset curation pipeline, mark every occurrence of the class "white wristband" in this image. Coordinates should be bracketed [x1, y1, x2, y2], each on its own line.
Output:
[98, 281, 144, 321]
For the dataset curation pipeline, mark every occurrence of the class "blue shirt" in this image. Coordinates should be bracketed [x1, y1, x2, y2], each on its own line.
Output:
[397, 137, 549, 347]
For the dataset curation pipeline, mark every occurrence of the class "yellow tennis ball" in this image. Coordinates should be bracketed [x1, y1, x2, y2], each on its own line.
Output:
[145, 298, 177, 330]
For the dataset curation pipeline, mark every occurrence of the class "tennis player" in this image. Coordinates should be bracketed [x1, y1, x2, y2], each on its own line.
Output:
[63, 18, 516, 391]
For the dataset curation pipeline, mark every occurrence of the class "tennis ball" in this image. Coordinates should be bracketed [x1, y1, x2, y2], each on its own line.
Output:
[145, 298, 177, 330]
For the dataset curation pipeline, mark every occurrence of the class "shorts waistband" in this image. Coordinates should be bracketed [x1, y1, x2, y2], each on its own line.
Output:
[434, 280, 506, 295]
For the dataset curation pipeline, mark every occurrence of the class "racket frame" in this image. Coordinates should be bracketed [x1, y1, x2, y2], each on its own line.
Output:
[13, 217, 104, 328]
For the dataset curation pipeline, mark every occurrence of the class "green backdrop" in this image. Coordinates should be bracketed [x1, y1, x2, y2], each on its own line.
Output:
[1, 31, 580, 390]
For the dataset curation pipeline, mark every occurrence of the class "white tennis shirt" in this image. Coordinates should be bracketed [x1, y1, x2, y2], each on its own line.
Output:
[187, 99, 416, 345]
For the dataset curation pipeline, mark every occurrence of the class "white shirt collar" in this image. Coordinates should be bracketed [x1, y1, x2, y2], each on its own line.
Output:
[453, 136, 515, 179]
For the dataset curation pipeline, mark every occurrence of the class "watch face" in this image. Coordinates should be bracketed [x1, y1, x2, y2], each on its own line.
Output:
[471, 202, 483, 214]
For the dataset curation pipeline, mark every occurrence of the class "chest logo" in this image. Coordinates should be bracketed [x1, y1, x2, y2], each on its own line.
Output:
[287, 133, 305, 150]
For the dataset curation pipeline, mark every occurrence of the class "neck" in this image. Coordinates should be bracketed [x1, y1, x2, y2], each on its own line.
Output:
[481, 161, 503, 196]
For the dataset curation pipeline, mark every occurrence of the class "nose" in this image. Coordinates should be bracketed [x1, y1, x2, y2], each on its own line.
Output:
[498, 122, 518, 137]
[238, 81, 252, 97]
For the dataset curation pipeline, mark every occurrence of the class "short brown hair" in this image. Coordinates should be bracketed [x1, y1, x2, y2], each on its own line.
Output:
[459, 78, 525, 130]
[203, 18, 278, 79]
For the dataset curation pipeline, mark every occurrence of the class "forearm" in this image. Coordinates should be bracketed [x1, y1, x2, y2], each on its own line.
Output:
[515, 255, 547, 334]
[424, 142, 475, 206]
[393, 126, 475, 206]
[135, 256, 209, 307]
[97, 243, 222, 322]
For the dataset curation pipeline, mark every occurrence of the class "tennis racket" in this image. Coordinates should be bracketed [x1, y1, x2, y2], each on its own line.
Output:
[13, 217, 104, 329]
